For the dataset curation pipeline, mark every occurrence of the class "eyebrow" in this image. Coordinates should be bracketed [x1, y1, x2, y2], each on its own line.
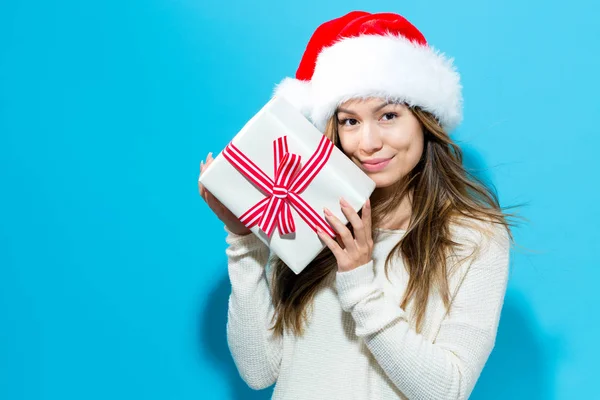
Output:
[336, 101, 394, 116]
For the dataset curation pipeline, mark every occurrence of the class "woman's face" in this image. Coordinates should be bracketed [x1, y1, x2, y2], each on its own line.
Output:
[336, 97, 425, 188]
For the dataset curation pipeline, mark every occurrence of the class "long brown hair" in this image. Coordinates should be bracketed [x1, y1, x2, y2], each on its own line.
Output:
[268, 105, 523, 337]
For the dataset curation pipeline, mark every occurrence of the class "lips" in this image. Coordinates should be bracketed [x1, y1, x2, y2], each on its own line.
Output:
[362, 158, 391, 164]
[360, 157, 393, 172]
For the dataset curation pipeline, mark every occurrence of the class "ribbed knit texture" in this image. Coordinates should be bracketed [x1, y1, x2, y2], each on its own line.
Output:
[225, 221, 510, 400]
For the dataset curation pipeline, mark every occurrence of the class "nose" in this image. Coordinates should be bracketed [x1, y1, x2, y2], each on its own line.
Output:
[359, 121, 384, 154]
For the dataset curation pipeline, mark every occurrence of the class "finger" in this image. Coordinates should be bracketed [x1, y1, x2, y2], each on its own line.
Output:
[200, 187, 209, 204]
[316, 228, 345, 260]
[199, 155, 224, 211]
[198, 160, 206, 196]
[324, 207, 357, 253]
[340, 198, 367, 246]
[204, 154, 215, 174]
[199, 164, 215, 205]
[205, 185, 228, 213]
[335, 234, 345, 249]
[199, 152, 214, 190]
[362, 198, 372, 237]
[200, 152, 213, 174]
[206, 189, 219, 210]
[200, 185, 209, 203]
[199, 156, 213, 195]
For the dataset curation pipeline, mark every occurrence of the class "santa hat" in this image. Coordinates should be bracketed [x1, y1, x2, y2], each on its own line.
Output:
[273, 11, 463, 132]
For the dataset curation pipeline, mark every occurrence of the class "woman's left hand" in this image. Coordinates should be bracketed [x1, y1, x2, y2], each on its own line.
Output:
[316, 197, 373, 273]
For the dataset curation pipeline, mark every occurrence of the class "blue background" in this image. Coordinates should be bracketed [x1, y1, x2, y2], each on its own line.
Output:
[1, 0, 598, 399]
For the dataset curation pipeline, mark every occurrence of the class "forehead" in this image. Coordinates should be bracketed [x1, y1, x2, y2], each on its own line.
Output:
[337, 97, 404, 111]
[340, 97, 384, 107]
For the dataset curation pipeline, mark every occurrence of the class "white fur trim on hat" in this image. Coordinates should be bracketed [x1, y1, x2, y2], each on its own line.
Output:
[273, 34, 463, 132]
[272, 77, 313, 119]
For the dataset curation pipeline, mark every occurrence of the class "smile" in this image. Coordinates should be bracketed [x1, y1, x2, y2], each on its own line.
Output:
[360, 157, 393, 172]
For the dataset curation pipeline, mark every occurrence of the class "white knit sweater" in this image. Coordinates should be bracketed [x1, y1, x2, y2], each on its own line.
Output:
[224, 219, 510, 399]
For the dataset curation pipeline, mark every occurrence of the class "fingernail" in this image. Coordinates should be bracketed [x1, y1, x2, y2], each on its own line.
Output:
[340, 198, 350, 207]
[323, 207, 331, 215]
[366, 198, 371, 208]
[208, 152, 213, 159]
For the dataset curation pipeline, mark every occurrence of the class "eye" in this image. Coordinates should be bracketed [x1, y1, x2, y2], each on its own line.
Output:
[338, 118, 359, 126]
[381, 112, 398, 121]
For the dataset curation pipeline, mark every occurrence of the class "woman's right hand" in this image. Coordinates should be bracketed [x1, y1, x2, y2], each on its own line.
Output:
[198, 152, 252, 236]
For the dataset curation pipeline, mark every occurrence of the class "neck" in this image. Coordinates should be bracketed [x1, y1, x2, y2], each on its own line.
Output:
[371, 186, 413, 231]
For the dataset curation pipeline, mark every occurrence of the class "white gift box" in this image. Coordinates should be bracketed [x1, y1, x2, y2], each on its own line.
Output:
[200, 96, 376, 274]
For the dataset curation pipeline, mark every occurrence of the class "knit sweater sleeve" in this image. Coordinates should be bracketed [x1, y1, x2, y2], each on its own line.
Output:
[224, 226, 283, 390]
[335, 224, 510, 400]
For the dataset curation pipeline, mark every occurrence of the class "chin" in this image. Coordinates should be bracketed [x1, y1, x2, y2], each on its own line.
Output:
[370, 174, 402, 188]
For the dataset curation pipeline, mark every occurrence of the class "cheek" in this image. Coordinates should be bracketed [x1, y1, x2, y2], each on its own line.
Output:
[409, 134, 424, 161]
[338, 133, 358, 154]
[389, 132, 421, 152]
[389, 130, 424, 166]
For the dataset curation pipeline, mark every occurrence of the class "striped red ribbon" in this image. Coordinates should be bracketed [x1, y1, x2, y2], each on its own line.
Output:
[222, 135, 336, 238]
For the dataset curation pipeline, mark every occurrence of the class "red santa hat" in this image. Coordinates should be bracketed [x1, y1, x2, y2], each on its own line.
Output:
[273, 11, 463, 132]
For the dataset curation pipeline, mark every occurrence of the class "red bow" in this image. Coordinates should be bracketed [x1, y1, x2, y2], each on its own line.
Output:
[223, 135, 336, 238]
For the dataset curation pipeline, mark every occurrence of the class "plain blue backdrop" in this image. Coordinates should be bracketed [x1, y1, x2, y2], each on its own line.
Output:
[1, 0, 598, 399]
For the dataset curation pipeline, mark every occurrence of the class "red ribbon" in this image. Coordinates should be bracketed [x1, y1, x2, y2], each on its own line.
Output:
[223, 135, 336, 238]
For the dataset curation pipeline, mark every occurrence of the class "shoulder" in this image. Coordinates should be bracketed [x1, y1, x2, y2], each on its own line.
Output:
[449, 215, 511, 254]
[445, 215, 511, 280]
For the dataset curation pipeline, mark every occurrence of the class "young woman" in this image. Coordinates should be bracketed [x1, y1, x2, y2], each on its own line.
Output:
[199, 11, 520, 400]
